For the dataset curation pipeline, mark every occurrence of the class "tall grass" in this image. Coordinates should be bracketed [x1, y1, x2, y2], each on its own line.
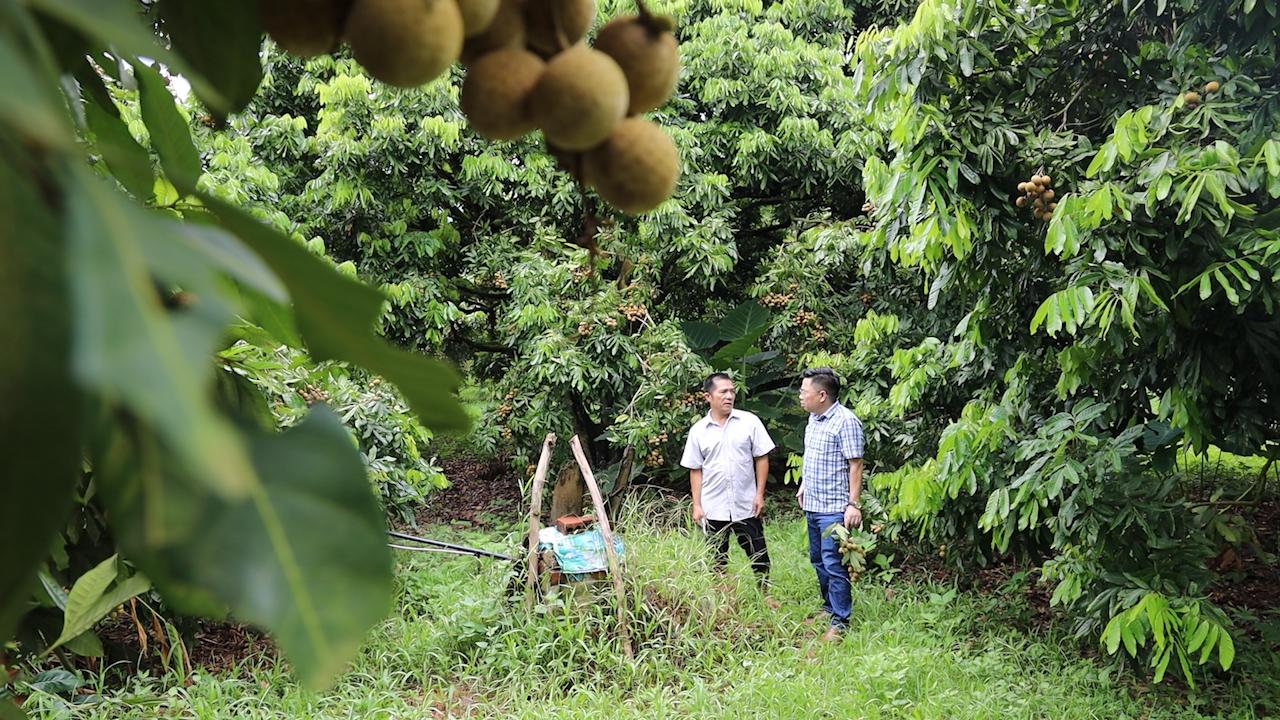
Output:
[20, 491, 1277, 719]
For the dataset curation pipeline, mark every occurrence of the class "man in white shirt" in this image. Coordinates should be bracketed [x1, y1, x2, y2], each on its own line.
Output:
[680, 373, 779, 605]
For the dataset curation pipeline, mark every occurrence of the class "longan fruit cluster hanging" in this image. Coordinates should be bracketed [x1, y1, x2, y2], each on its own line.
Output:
[1015, 172, 1056, 223]
[1184, 80, 1220, 108]
[258, 0, 682, 215]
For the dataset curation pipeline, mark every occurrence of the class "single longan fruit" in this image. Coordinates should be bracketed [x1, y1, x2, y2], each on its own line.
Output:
[261, 0, 352, 57]
[461, 48, 545, 139]
[594, 14, 679, 114]
[530, 44, 628, 150]
[1204, 80, 1220, 93]
[1184, 91, 1202, 104]
[1042, 189, 1055, 201]
[346, 0, 463, 87]
[1015, 196, 1026, 207]
[524, 0, 595, 57]
[457, 0, 500, 36]
[583, 117, 680, 214]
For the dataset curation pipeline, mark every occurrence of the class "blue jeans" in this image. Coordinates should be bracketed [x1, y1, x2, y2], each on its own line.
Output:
[806, 511, 851, 628]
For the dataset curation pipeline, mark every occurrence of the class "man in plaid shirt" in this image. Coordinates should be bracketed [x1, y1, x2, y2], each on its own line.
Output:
[795, 367, 864, 641]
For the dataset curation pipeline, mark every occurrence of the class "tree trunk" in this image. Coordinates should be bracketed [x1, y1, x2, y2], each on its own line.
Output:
[548, 463, 586, 521]
[607, 446, 635, 523]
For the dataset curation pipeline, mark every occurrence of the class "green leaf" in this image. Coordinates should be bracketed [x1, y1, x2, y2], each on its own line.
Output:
[67, 168, 255, 496]
[1152, 646, 1170, 683]
[719, 300, 771, 341]
[1121, 621, 1138, 656]
[0, 699, 28, 720]
[158, 0, 264, 117]
[1214, 269, 1239, 304]
[199, 192, 470, 431]
[24, 669, 81, 695]
[63, 630, 105, 657]
[0, 23, 73, 148]
[1045, 213, 1069, 256]
[1030, 294, 1055, 335]
[54, 555, 117, 643]
[1102, 615, 1123, 655]
[99, 408, 395, 689]
[1086, 143, 1116, 177]
[958, 43, 973, 76]
[83, 95, 153, 201]
[1198, 273, 1212, 300]
[37, 569, 69, 610]
[134, 61, 202, 190]
[1262, 139, 1280, 177]
[680, 320, 721, 349]
[28, 0, 235, 114]
[0, 148, 80, 642]
[1198, 624, 1219, 664]
[1177, 175, 1205, 224]
[1218, 629, 1235, 670]
[49, 556, 150, 652]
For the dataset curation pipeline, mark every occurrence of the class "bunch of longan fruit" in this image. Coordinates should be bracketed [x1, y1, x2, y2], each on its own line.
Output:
[1014, 172, 1056, 222]
[830, 525, 876, 582]
[259, 0, 681, 214]
[1183, 80, 1220, 108]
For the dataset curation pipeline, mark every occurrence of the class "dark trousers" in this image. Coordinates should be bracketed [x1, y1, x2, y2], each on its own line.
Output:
[706, 516, 770, 581]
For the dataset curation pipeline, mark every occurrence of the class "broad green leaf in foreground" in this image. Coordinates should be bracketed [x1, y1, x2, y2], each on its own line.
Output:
[0, 699, 28, 720]
[66, 168, 255, 497]
[27, 0, 236, 114]
[0, 147, 80, 642]
[82, 95, 153, 201]
[159, 0, 264, 117]
[200, 192, 471, 432]
[99, 408, 394, 688]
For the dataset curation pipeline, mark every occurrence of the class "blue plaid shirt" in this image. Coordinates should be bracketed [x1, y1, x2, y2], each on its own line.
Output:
[800, 402, 865, 514]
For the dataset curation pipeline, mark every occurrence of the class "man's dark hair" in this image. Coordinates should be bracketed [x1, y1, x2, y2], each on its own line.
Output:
[702, 372, 733, 393]
[801, 367, 841, 400]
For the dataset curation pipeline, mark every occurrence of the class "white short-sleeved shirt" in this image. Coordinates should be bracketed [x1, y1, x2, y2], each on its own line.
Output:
[680, 409, 776, 522]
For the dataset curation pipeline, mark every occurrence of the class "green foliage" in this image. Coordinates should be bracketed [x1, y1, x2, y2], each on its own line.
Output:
[210, 0, 897, 475]
[822, 0, 1280, 685]
[46, 555, 149, 656]
[2, 0, 469, 692]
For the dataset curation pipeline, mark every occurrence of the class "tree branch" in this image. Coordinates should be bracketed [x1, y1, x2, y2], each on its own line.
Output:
[455, 333, 514, 355]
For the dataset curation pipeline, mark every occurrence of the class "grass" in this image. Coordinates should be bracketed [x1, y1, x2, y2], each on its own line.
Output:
[20, 493, 1279, 719]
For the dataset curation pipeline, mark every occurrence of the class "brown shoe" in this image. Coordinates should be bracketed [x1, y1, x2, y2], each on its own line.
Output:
[819, 626, 844, 643]
[763, 595, 781, 611]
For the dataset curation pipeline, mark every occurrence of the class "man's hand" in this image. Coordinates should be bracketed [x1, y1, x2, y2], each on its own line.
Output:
[844, 505, 862, 529]
[795, 488, 804, 507]
[752, 493, 765, 518]
[692, 504, 705, 524]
